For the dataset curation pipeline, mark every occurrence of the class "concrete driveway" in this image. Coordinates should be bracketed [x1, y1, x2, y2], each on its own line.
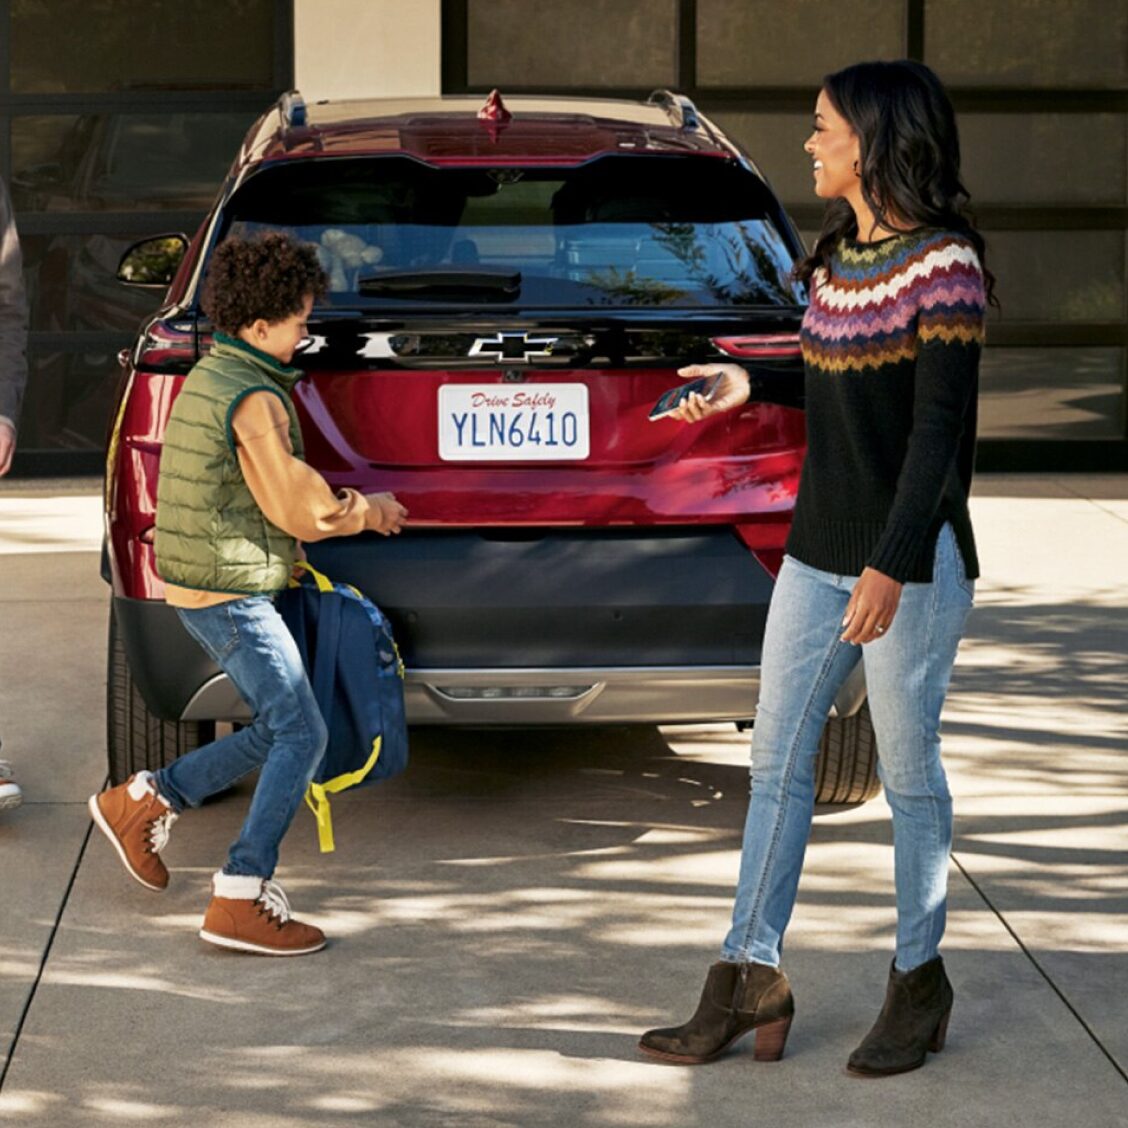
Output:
[0, 474, 1125, 1127]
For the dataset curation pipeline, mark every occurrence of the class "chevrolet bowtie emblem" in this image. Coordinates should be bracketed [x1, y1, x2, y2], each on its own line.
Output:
[468, 331, 559, 364]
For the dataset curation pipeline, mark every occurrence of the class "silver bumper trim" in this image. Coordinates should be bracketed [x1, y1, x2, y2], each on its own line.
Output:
[408, 666, 760, 724]
[181, 674, 252, 723]
[181, 663, 866, 727]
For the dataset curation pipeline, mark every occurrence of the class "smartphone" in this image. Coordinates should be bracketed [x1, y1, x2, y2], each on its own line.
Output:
[648, 373, 724, 421]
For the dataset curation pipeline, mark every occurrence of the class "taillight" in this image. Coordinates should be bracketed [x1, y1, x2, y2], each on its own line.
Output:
[712, 333, 801, 360]
[135, 318, 196, 370]
[733, 519, 791, 578]
[748, 548, 784, 578]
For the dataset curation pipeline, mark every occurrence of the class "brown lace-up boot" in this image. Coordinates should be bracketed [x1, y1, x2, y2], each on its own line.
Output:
[639, 960, 794, 1064]
[88, 772, 178, 891]
[199, 873, 326, 956]
[847, 956, 953, 1076]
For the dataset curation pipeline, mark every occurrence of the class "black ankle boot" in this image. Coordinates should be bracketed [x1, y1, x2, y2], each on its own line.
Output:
[847, 956, 953, 1076]
[639, 960, 794, 1065]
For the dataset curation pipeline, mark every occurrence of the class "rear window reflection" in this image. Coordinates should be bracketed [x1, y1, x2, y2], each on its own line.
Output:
[224, 156, 805, 309]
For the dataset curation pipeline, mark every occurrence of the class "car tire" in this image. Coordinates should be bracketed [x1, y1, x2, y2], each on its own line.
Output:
[815, 701, 881, 805]
[107, 611, 213, 786]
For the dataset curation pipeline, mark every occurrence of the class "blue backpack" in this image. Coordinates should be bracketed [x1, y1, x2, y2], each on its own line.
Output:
[277, 561, 408, 852]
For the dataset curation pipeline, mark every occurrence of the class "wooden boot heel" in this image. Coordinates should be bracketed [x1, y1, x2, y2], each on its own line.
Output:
[928, 1008, 951, 1053]
[752, 1014, 792, 1061]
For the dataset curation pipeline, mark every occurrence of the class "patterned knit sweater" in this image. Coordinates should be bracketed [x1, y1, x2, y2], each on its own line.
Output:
[787, 227, 986, 583]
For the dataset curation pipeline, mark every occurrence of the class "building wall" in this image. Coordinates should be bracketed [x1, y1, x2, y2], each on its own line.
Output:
[440, 0, 1128, 471]
[294, 0, 441, 99]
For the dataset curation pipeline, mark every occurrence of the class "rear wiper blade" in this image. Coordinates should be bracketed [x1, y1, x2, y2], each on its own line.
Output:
[358, 267, 521, 296]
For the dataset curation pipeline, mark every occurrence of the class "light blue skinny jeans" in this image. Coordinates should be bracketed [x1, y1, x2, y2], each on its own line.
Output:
[722, 523, 974, 973]
[154, 594, 328, 879]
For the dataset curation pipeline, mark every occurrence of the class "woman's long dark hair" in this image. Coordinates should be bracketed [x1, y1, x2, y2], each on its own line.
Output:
[794, 59, 997, 307]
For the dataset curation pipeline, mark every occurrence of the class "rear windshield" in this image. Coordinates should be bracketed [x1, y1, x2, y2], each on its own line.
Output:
[221, 155, 805, 309]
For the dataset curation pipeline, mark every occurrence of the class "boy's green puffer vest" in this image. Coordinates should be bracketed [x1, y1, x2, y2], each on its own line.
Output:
[154, 334, 305, 595]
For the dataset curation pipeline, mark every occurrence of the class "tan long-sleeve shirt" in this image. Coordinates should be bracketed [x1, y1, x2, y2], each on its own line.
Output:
[164, 390, 372, 609]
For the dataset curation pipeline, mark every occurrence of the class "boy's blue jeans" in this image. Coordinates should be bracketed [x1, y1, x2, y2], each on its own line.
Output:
[154, 594, 327, 879]
[722, 524, 974, 973]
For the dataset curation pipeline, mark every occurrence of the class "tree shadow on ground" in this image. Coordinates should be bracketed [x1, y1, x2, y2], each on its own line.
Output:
[3, 593, 1126, 1124]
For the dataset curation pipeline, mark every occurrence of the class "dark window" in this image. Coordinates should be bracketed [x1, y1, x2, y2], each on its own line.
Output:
[11, 113, 261, 213]
[924, 0, 1128, 88]
[1, 0, 294, 470]
[980, 348, 1126, 441]
[696, 0, 903, 87]
[466, 0, 677, 88]
[959, 114, 1128, 206]
[10, 0, 276, 93]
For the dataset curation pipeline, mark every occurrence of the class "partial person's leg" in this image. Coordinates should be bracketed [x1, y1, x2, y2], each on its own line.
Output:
[157, 596, 327, 879]
[90, 600, 278, 891]
[92, 595, 326, 893]
[155, 598, 305, 814]
[639, 556, 861, 1065]
[847, 525, 972, 1077]
[722, 556, 862, 966]
[861, 524, 973, 972]
[165, 596, 329, 955]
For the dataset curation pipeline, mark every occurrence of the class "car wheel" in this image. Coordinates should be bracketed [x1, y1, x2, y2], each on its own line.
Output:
[815, 701, 881, 805]
[107, 611, 213, 785]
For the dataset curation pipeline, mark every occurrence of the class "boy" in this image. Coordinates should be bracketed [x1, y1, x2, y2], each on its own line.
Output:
[89, 232, 406, 955]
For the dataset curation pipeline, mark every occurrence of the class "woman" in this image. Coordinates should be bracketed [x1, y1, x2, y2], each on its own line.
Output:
[639, 59, 994, 1076]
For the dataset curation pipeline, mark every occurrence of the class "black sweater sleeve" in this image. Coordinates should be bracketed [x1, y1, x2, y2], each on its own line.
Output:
[867, 247, 986, 581]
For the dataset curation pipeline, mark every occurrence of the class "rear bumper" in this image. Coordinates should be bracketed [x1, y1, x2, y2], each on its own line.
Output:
[118, 598, 867, 728]
[113, 525, 864, 727]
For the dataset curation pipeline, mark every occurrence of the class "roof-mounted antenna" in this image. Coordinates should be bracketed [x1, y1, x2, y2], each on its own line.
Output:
[280, 90, 308, 128]
[647, 89, 700, 131]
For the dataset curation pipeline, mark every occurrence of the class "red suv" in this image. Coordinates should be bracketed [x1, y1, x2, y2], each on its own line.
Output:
[103, 90, 878, 803]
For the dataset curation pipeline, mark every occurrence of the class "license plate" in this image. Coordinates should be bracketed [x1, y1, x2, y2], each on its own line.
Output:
[438, 384, 590, 461]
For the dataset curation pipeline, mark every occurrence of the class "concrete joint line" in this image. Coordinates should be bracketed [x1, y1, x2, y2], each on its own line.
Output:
[0, 812, 97, 1090]
[951, 850, 1128, 1087]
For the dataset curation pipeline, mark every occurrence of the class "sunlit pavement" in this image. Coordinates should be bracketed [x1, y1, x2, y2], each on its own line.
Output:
[1, 475, 1125, 1127]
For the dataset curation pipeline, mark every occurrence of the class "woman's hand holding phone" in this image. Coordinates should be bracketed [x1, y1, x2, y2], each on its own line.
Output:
[665, 364, 751, 424]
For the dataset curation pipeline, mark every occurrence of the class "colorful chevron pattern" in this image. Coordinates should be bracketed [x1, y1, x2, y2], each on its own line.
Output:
[800, 230, 986, 376]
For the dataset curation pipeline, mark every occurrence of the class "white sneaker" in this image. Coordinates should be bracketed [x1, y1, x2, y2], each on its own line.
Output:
[0, 759, 23, 811]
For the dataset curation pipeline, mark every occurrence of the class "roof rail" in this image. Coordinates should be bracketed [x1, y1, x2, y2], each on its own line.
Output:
[279, 90, 307, 128]
[646, 89, 700, 131]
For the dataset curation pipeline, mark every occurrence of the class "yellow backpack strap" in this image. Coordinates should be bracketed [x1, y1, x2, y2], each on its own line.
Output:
[303, 735, 384, 852]
[290, 559, 335, 592]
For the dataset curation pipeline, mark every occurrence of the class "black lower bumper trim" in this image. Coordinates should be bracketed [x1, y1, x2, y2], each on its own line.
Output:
[112, 596, 220, 721]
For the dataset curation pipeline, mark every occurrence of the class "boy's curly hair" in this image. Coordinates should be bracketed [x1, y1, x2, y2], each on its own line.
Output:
[201, 232, 328, 334]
